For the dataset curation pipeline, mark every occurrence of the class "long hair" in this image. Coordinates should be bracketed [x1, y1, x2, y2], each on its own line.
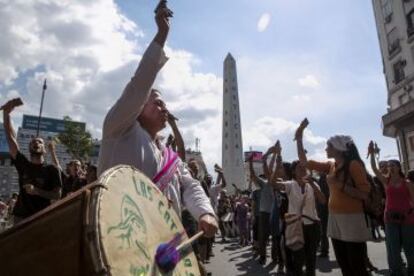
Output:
[335, 143, 366, 184]
[283, 162, 292, 180]
[289, 160, 301, 181]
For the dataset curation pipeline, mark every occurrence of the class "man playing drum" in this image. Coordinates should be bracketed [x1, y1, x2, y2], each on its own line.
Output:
[98, 3, 218, 238]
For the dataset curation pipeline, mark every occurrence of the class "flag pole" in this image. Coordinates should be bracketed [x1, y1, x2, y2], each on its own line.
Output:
[36, 79, 47, 137]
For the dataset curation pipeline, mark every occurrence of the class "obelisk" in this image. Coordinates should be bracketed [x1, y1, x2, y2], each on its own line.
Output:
[222, 53, 246, 194]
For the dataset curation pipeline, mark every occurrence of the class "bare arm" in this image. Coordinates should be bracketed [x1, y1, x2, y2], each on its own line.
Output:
[368, 141, 387, 187]
[262, 146, 275, 181]
[267, 152, 277, 182]
[1, 99, 22, 159]
[271, 141, 285, 183]
[168, 114, 186, 161]
[48, 141, 62, 171]
[295, 118, 309, 166]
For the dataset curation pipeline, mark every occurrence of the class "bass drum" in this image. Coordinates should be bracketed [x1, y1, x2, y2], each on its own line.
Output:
[88, 165, 200, 275]
[0, 165, 200, 276]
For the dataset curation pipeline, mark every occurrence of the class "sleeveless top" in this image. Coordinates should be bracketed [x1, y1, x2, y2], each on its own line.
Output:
[385, 179, 414, 224]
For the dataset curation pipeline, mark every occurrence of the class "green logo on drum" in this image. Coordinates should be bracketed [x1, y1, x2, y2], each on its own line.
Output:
[107, 195, 150, 260]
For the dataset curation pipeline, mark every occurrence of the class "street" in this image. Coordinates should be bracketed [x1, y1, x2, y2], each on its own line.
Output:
[205, 237, 390, 276]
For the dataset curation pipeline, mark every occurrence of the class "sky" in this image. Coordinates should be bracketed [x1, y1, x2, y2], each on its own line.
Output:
[0, 0, 399, 172]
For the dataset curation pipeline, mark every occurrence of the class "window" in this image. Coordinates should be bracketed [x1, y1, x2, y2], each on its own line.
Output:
[225, 121, 228, 127]
[381, 0, 393, 23]
[387, 28, 400, 55]
[407, 9, 414, 37]
[393, 59, 406, 84]
[224, 132, 228, 138]
[235, 144, 239, 149]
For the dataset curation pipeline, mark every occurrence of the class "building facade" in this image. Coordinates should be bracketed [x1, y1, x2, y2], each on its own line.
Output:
[222, 53, 246, 193]
[373, 0, 414, 171]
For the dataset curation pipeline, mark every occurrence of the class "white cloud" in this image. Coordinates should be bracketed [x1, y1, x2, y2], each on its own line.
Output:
[0, 0, 226, 172]
[298, 74, 320, 88]
[257, 13, 271, 32]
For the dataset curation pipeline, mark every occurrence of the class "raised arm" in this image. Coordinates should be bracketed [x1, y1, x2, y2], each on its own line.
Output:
[262, 146, 275, 181]
[102, 5, 171, 138]
[1, 98, 23, 159]
[368, 141, 387, 187]
[167, 113, 186, 161]
[271, 141, 286, 183]
[48, 140, 62, 171]
[295, 118, 309, 166]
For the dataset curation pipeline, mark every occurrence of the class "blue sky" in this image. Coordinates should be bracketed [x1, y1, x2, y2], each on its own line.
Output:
[0, 0, 398, 169]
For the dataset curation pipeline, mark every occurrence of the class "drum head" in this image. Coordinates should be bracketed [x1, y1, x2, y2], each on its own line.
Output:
[97, 165, 200, 275]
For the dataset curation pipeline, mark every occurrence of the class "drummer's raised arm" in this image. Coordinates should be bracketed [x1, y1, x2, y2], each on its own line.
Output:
[102, 5, 171, 138]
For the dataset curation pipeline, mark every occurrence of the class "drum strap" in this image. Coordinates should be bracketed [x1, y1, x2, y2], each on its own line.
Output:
[153, 147, 180, 193]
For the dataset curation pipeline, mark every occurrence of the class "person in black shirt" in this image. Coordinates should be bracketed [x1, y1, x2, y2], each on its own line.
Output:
[61, 160, 87, 197]
[2, 98, 62, 224]
[48, 141, 87, 196]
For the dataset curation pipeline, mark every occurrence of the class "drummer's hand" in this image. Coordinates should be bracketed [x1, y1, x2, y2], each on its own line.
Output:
[198, 214, 218, 238]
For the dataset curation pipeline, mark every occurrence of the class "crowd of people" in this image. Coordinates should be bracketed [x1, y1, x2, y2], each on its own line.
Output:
[211, 118, 414, 276]
[0, 2, 413, 276]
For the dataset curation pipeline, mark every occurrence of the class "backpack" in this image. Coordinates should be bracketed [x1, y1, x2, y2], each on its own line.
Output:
[363, 175, 384, 219]
[346, 173, 384, 219]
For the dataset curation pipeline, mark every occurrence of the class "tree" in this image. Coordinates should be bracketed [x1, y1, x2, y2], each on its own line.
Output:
[56, 116, 93, 161]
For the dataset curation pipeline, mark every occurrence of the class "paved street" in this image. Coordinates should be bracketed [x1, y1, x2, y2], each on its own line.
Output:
[205, 237, 390, 276]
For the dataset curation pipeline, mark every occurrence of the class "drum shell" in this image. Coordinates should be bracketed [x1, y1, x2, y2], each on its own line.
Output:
[0, 184, 103, 276]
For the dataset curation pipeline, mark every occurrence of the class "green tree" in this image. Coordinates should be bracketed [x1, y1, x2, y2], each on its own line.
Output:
[56, 116, 93, 161]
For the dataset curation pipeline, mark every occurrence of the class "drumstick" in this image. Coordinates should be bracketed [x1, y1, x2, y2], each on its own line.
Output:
[176, 231, 204, 251]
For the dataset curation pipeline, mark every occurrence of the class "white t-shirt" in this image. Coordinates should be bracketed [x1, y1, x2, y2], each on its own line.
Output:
[284, 180, 319, 225]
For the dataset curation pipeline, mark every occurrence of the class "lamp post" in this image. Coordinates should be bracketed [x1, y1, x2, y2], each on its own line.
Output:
[36, 79, 47, 137]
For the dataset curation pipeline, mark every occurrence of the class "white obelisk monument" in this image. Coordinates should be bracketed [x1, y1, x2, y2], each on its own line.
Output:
[222, 53, 246, 194]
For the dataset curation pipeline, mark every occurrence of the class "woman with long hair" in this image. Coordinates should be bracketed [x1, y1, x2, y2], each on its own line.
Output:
[295, 119, 371, 276]
[369, 142, 414, 276]
[273, 158, 326, 276]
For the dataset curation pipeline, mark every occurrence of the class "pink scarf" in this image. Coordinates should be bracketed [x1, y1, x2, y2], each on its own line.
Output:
[152, 147, 180, 193]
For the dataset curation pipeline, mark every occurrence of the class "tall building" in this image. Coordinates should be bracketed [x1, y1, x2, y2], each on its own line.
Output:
[222, 53, 246, 193]
[373, 0, 414, 171]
